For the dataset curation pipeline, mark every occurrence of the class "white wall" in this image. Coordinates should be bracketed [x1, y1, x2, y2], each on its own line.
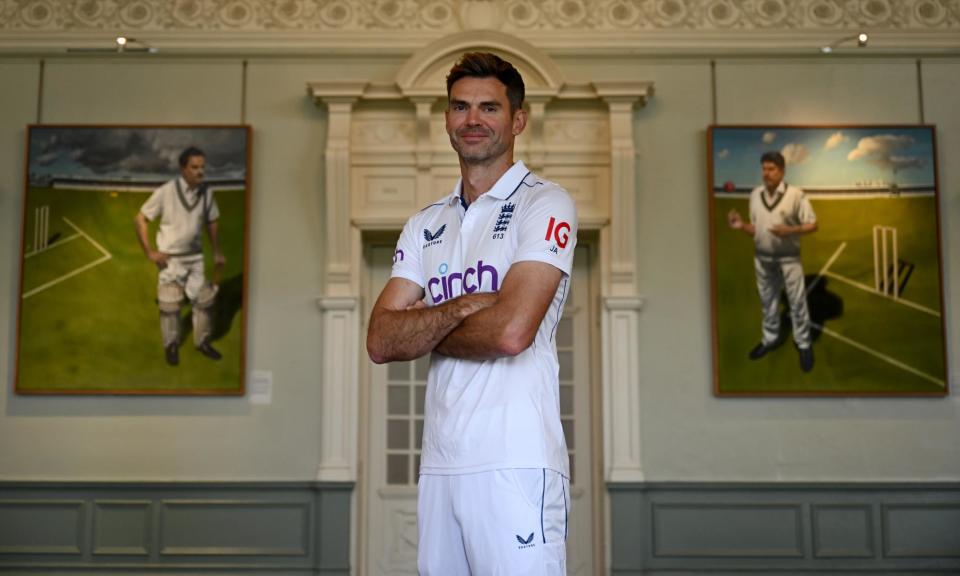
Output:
[0, 53, 956, 481]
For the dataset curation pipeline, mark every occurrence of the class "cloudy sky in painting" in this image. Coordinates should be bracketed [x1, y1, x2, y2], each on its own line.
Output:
[712, 126, 935, 190]
[28, 127, 247, 181]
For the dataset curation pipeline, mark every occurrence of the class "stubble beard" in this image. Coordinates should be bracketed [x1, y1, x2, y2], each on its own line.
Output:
[449, 129, 508, 167]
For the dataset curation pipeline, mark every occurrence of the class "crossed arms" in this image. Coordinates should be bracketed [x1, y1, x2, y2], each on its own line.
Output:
[366, 261, 563, 364]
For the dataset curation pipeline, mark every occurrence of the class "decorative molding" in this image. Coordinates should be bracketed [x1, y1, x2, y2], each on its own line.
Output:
[3, 1, 957, 54]
[3, 0, 957, 32]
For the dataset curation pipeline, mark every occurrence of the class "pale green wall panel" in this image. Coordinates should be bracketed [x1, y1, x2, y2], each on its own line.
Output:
[0, 59, 40, 477]
[715, 58, 921, 124]
[40, 59, 243, 124]
[922, 58, 960, 402]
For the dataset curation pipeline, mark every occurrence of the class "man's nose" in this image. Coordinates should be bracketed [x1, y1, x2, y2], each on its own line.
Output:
[465, 106, 481, 125]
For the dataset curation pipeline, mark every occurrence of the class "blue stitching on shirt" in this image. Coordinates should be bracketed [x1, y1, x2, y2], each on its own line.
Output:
[561, 477, 568, 541]
[549, 276, 569, 342]
[541, 468, 546, 544]
[504, 171, 532, 200]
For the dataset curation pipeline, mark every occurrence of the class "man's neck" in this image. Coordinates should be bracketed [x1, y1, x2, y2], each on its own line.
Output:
[459, 156, 514, 204]
[765, 181, 783, 195]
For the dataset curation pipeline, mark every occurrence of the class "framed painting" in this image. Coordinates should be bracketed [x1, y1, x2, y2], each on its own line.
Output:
[709, 125, 947, 396]
[16, 125, 251, 394]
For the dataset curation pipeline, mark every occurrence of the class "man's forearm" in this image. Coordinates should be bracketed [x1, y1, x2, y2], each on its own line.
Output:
[435, 305, 514, 360]
[134, 214, 154, 256]
[367, 293, 496, 363]
[207, 220, 221, 256]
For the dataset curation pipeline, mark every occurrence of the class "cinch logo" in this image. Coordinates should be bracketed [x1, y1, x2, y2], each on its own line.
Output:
[393, 249, 404, 263]
[516, 532, 535, 549]
[427, 260, 500, 304]
[545, 217, 571, 249]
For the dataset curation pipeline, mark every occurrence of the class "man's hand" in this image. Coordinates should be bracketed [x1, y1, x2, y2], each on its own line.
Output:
[435, 261, 563, 360]
[727, 209, 743, 229]
[727, 209, 756, 236]
[771, 221, 818, 237]
[366, 277, 497, 364]
[769, 224, 795, 237]
[149, 250, 169, 269]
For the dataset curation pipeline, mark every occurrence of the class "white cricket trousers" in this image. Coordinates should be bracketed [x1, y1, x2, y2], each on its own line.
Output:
[754, 256, 811, 349]
[418, 469, 568, 576]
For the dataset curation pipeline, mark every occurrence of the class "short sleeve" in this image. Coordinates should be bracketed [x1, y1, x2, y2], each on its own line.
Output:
[797, 191, 816, 225]
[391, 215, 424, 287]
[140, 186, 164, 221]
[514, 185, 578, 276]
[206, 191, 221, 222]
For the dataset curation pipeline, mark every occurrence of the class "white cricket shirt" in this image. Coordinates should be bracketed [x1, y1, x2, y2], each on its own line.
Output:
[391, 161, 578, 477]
[140, 177, 220, 256]
[749, 181, 816, 260]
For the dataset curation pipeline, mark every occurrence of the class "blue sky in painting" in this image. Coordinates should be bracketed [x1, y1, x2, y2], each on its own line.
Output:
[712, 127, 935, 189]
[28, 127, 247, 182]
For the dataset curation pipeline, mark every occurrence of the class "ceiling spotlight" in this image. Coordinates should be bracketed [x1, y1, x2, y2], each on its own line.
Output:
[67, 37, 158, 54]
[819, 32, 870, 54]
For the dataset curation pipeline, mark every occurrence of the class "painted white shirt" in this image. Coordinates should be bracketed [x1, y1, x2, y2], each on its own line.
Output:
[391, 161, 578, 477]
[140, 176, 220, 256]
[749, 181, 816, 260]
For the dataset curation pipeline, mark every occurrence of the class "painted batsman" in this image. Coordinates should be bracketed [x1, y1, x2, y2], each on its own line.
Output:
[135, 146, 224, 366]
[367, 53, 576, 574]
[728, 151, 818, 372]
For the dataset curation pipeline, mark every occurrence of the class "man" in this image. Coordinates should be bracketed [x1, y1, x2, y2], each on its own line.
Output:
[728, 151, 818, 372]
[367, 52, 576, 575]
[135, 146, 225, 366]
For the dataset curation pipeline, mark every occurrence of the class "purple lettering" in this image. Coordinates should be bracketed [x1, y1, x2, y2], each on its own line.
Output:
[448, 272, 462, 297]
[428, 277, 443, 304]
[463, 267, 477, 293]
[477, 260, 499, 291]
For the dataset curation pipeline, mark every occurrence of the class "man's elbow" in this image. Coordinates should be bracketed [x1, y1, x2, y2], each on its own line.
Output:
[366, 334, 389, 365]
[498, 324, 535, 357]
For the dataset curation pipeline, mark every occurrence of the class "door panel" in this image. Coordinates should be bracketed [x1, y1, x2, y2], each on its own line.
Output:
[364, 244, 594, 575]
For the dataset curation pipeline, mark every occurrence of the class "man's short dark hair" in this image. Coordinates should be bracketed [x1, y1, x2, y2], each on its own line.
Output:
[761, 151, 785, 170]
[179, 146, 205, 168]
[446, 52, 525, 112]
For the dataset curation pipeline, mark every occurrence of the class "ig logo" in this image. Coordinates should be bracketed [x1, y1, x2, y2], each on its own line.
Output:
[545, 217, 571, 249]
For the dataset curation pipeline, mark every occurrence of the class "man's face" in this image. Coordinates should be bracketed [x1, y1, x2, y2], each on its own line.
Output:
[762, 161, 784, 190]
[181, 155, 205, 189]
[445, 76, 526, 166]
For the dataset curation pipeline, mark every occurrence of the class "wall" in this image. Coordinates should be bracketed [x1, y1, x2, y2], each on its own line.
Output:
[1, 53, 957, 484]
[558, 54, 960, 482]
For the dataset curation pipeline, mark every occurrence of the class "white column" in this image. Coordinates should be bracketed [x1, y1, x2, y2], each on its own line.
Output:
[602, 297, 645, 482]
[309, 84, 366, 482]
[594, 83, 651, 483]
[524, 96, 549, 172]
[322, 97, 359, 297]
[316, 297, 359, 481]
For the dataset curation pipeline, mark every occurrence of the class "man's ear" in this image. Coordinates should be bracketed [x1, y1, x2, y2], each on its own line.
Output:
[512, 107, 528, 136]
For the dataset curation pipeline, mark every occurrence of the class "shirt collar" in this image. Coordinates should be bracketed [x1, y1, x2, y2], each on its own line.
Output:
[178, 176, 197, 194]
[764, 180, 786, 198]
[449, 160, 530, 206]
